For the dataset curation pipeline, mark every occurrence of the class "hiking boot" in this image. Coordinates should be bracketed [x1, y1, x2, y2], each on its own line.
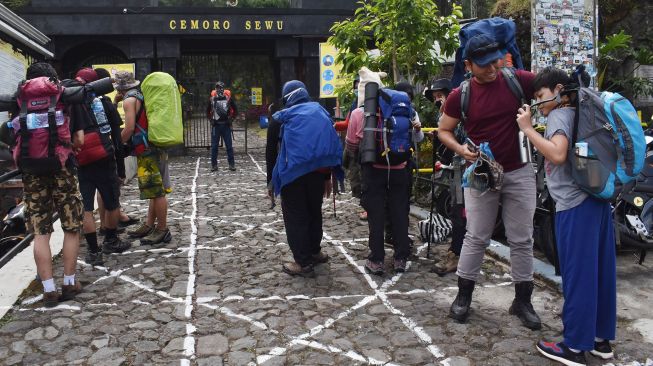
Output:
[393, 258, 407, 273]
[118, 215, 139, 228]
[229, 164, 236, 171]
[102, 237, 131, 254]
[43, 291, 59, 308]
[282, 262, 315, 277]
[60, 282, 82, 302]
[85, 251, 104, 266]
[211, 165, 218, 172]
[128, 223, 153, 238]
[536, 340, 587, 366]
[98, 226, 125, 236]
[509, 281, 542, 330]
[431, 251, 459, 276]
[140, 227, 172, 246]
[310, 252, 329, 265]
[590, 340, 613, 359]
[449, 276, 475, 323]
[364, 259, 385, 276]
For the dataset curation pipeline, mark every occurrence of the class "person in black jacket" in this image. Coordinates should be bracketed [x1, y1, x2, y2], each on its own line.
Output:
[206, 81, 238, 172]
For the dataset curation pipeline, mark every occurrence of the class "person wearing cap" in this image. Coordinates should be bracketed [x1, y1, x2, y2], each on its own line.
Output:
[438, 34, 541, 329]
[71, 68, 131, 265]
[206, 81, 238, 172]
[116, 70, 173, 246]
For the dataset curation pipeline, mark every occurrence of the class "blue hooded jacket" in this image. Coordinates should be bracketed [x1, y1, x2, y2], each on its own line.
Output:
[271, 81, 344, 195]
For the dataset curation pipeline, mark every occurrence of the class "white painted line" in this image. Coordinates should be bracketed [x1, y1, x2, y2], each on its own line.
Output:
[248, 152, 265, 176]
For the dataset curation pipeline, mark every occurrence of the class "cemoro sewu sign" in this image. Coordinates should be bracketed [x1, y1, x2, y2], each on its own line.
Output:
[169, 18, 284, 32]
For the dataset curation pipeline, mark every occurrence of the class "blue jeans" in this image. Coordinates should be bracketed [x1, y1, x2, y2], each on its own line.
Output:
[211, 122, 234, 167]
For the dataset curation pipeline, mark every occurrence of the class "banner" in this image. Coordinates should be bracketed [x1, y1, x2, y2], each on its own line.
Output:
[0, 40, 28, 123]
[319, 43, 343, 98]
[92, 63, 136, 124]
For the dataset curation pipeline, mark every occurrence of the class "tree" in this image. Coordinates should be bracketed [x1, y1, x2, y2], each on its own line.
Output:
[328, 0, 462, 95]
[598, 31, 653, 100]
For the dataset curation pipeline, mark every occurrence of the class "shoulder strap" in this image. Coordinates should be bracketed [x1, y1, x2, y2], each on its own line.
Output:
[500, 68, 526, 106]
[460, 80, 470, 124]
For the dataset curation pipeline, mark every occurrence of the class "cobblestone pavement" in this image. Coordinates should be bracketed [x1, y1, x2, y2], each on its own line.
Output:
[1, 136, 652, 365]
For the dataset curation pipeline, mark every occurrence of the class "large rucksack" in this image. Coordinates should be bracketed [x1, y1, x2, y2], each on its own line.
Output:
[375, 88, 414, 165]
[11, 77, 71, 176]
[75, 89, 115, 166]
[211, 94, 230, 120]
[140, 72, 183, 147]
[569, 87, 645, 201]
[460, 67, 525, 123]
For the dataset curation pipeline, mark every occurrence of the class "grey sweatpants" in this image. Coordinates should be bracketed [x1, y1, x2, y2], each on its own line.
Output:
[457, 164, 536, 282]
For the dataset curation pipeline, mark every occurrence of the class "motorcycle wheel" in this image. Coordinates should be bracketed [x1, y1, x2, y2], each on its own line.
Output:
[435, 189, 453, 219]
[0, 236, 24, 260]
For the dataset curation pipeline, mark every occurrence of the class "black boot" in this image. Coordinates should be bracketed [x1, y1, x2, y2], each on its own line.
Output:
[449, 276, 475, 323]
[509, 281, 542, 330]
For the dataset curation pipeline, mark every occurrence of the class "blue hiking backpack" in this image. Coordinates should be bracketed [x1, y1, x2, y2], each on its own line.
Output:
[570, 87, 646, 201]
[375, 88, 414, 166]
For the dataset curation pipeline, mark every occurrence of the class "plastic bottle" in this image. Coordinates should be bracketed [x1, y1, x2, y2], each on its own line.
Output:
[91, 97, 111, 134]
[10, 110, 65, 130]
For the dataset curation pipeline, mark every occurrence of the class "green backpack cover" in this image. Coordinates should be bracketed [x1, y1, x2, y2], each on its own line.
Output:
[141, 72, 183, 147]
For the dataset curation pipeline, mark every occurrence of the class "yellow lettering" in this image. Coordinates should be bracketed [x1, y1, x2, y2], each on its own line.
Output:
[265, 20, 273, 30]
[245, 20, 251, 30]
[277, 20, 283, 30]
[223, 20, 230, 30]
[169, 20, 176, 30]
[180, 20, 187, 29]
[255, 20, 261, 30]
[213, 20, 220, 29]
[190, 19, 199, 29]
[202, 20, 210, 29]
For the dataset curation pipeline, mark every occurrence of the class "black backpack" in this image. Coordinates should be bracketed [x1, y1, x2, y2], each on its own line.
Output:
[211, 95, 229, 120]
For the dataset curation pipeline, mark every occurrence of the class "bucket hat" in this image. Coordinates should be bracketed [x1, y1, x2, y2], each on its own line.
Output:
[113, 70, 140, 91]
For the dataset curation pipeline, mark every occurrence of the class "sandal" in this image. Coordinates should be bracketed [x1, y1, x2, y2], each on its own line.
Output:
[118, 215, 140, 228]
[359, 211, 368, 221]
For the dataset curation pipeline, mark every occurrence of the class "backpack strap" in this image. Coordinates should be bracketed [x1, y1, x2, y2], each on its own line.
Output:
[46, 95, 57, 158]
[18, 99, 29, 160]
[500, 68, 526, 106]
[459, 80, 470, 124]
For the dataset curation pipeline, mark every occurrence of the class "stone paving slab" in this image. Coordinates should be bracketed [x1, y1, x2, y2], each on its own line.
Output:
[0, 140, 652, 365]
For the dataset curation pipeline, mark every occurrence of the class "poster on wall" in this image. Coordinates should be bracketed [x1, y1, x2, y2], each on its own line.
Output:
[319, 43, 344, 98]
[531, 0, 597, 82]
[92, 63, 136, 123]
[0, 40, 29, 123]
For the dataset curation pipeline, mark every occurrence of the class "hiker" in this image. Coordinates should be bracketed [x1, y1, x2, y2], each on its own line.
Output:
[116, 71, 172, 245]
[206, 81, 238, 172]
[69, 67, 130, 265]
[516, 67, 616, 365]
[438, 34, 542, 329]
[93, 67, 139, 236]
[266, 80, 343, 277]
[427, 78, 467, 276]
[10, 62, 84, 307]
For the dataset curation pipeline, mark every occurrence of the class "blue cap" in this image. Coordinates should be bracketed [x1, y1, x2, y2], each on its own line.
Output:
[463, 34, 504, 67]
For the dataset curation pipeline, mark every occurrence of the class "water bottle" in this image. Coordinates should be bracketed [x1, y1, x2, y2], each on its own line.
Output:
[518, 131, 532, 163]
[91, 97, 111, 134]
[10, 110, 65, 130]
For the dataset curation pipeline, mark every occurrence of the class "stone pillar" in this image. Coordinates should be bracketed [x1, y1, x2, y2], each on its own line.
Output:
[156, 38, 180, 78]
[302, 39, 320, 99]
[275, 38, 300, 96]
[129, 37, 154, 80]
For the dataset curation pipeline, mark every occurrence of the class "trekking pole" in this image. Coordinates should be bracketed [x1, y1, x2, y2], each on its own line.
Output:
[427, 132, 437, 259]
[331, 172, 337, 219]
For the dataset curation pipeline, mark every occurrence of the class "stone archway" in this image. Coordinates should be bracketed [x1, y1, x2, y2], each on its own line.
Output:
[59, 41, 129, 79]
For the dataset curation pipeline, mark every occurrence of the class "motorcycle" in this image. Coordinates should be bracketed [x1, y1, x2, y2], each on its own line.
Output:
[0, 201, 26, 260]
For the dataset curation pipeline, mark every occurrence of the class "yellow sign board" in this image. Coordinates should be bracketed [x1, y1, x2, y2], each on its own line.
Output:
[0, 40, 29, 123]
[251, 87, 262, 106]
[91, 63, 136, 124]
[319, 43, 343, 98]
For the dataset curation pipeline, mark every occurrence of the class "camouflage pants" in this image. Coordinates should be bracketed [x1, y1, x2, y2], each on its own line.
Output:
[137, 148, 171, 200]
[22, 167, 83, 235]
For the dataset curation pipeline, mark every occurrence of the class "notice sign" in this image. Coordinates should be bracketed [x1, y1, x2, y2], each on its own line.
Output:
[92, 63, 136, 124]
[319, 43, 343, 98]
[251, 87, 262, 106]
[0, 40, 28, 123]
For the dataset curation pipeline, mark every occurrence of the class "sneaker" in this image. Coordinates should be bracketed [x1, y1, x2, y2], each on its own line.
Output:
[85, 251, 104, 266]
[211, 166, 218, 172]
[310, 252, 329, 265]
[42, 291, 59, 308]
[590, 340, 613, 359]
[393, 258, 407, 273]
[59, 282, 82, 302]
[282, 262, 315, 277]
[98, 226, 125, 236]
[364, 259, 385, 276]
[431, 251, 459, 276]
[127, 223, 153, 238]
[118, 215, 139, 228]
[140, 227, 172, 246]
[229, 164, 236, 171]
[536, 340, 587, 366]
[102, 237, 131, 254]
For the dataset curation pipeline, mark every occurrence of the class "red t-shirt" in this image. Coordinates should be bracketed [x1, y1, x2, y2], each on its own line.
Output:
[443, 69, 535, 172]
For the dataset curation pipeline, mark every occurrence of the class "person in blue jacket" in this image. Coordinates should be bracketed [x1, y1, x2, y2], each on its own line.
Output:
[266, 80, 344, 276]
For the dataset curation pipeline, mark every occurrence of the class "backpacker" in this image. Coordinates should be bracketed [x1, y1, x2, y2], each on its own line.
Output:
[124, 89, 149, 156]
[76, 95, 115, 166]
[460, 67, 525, 123]
[140, 72, 183, 148]
[211, 94, 230, 120]
[569, 87, 645, 201]
[375, 88, 414, 165]
[11, 77, 71, 176]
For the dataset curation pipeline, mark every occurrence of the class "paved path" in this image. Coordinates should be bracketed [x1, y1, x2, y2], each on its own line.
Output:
[0, 139, 652, 365]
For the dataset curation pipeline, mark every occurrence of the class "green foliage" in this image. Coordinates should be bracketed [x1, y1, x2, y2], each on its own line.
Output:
[328, 0, 462, 103]
[598, 30, 653, 99]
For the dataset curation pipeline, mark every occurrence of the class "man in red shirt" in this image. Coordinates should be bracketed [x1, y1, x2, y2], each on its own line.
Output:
[438, 34, 541, 330]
